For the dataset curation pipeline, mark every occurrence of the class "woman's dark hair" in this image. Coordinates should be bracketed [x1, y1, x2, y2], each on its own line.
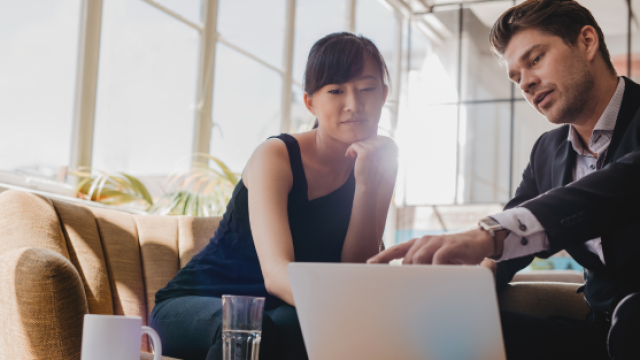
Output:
[490, 0, 615, 75]
[304, 32, 390, 129]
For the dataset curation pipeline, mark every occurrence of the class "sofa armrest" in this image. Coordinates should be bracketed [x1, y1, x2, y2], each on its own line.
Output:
[0, 247, 88, 360]
[498, 282, 590, 320]
[140, 352, 181, 360]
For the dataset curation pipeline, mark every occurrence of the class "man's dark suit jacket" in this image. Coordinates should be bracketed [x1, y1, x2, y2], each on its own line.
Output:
[496, 77, 640, 321]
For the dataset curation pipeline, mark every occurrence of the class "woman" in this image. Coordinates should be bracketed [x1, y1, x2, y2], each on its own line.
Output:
[150, 32, 398, 360]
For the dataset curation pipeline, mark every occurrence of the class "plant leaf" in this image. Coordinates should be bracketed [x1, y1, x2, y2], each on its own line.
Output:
[121, 172, 153, 205]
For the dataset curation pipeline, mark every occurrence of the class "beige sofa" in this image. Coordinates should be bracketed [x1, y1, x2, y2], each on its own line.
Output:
[0, 189, 590, 360]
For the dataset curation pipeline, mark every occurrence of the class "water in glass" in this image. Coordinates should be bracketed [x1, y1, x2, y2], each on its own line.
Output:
[222, 295, 265, 360]
[223, 329, 261, 360]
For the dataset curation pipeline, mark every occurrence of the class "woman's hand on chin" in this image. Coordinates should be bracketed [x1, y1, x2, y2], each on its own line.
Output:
[345, 136, 398, 187]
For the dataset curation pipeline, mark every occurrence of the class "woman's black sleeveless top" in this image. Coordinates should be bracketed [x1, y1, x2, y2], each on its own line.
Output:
[155, 134, 356, 309]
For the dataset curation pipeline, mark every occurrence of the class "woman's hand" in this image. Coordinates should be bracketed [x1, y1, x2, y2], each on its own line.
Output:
[345, 136, 398, 187]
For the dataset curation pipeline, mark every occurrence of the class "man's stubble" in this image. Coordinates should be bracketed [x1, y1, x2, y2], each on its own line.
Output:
[545, 55, 596, 126]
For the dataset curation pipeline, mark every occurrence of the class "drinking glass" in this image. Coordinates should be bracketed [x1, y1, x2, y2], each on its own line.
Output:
[222, 295, 266, 360]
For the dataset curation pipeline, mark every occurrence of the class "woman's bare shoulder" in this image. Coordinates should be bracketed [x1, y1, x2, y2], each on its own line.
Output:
[243, 138, 292, 189]
[289, 130, 315, 147]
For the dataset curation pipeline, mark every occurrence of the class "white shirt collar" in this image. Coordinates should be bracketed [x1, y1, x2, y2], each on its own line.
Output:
[567, 77, 625, 156]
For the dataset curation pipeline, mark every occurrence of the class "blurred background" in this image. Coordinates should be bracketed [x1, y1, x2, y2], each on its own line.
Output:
[1, 0, 639, 273]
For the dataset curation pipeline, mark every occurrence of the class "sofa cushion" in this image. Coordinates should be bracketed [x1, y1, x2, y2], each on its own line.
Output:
[0, 247, 88, 360]
[90, 207, 149, 352]
[135, 215, 180, 316]
[0, 190, 69, 259]
[177, 216, 222, 268]
[53, 200, 114, 316]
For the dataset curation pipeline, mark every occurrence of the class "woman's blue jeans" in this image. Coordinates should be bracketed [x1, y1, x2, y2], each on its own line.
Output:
[149, 296, 308, 360]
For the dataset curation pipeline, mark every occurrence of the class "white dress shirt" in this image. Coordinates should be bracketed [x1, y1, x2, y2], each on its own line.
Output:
[492, 77, 626, 263]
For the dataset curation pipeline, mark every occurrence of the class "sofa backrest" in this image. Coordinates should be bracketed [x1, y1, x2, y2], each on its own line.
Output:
[0, 189, 221, 324]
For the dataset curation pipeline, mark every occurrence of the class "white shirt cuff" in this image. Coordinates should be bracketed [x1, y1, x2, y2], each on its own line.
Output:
[490, 208, 549, 261]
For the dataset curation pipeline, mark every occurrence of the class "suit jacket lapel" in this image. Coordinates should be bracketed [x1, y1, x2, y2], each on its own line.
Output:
[604, 77, 640, 165]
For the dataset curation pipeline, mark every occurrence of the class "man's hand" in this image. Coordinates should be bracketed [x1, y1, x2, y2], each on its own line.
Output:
[367, 228, 495, 265]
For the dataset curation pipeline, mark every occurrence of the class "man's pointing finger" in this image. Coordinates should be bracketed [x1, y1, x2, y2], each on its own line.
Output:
[367, 238, 415, 264]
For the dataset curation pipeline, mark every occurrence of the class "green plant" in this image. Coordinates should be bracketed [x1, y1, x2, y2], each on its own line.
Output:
[531, 257, 554, 270]
[148, 154, 239, 217]
[71, 167, 153, 209]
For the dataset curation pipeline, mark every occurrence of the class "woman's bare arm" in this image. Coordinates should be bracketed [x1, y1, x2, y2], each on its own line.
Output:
[375, 154, 398, 248]
[244, 139, 296, 306]
[341, 137, 398, 263]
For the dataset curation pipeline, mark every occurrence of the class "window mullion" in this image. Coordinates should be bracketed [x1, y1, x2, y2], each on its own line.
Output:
[70, 0, 103, 181]
[192, 0, 220, 158]
[346, 0, 357, 33]
[280, 0, 296, 133]
[390, 9, 403, 137]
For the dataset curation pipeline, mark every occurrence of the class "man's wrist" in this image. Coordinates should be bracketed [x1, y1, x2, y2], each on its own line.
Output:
[478, 217, 509, 259]
[491, 230, 509, 259]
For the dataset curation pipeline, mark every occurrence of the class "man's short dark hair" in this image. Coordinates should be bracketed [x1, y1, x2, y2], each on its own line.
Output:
[490, 0, 616, 75]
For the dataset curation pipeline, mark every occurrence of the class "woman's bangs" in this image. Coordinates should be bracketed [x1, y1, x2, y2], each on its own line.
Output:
[304, 33, 388, 96]
[315, 38, 367, 89]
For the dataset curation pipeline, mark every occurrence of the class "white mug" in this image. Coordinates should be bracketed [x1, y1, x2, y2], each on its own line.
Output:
[81, 314, 162, 360]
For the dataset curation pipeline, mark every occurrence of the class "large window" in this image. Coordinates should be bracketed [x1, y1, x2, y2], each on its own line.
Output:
[0, 0, 81, 180]
[356, 0, 399, 136]
[210, 0, 287, 172]
[92, 0, 200, 176]
[290, 0, 348, 132]
[3, 0, 639, 250]
[210, 43, 283, 172]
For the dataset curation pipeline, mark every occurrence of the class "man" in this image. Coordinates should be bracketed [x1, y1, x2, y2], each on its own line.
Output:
[369, 0, 640, 359]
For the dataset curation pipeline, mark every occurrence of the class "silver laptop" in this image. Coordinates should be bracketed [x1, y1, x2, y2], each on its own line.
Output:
[288, 263, 506, 360]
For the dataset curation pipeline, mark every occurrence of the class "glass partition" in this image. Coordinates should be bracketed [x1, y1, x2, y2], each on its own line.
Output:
[356, 0, 399, 137]
[631, 0, 640, 82]
[512, 101, 557, 187]
[356, 0, 398, 85]
[461, 2, 512, 102]
[459, 102, 512, 204]
[395, 8, 460, 206]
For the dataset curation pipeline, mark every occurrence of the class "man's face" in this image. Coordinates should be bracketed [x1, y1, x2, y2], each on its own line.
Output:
[504, 28, 595, 125]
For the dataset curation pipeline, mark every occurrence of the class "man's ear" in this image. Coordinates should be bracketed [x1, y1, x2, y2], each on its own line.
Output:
[580, 25, 599, 63]
[303, 92, 316, 116]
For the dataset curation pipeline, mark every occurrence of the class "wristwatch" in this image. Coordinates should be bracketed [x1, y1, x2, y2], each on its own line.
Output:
[478, 217, 504, 260]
